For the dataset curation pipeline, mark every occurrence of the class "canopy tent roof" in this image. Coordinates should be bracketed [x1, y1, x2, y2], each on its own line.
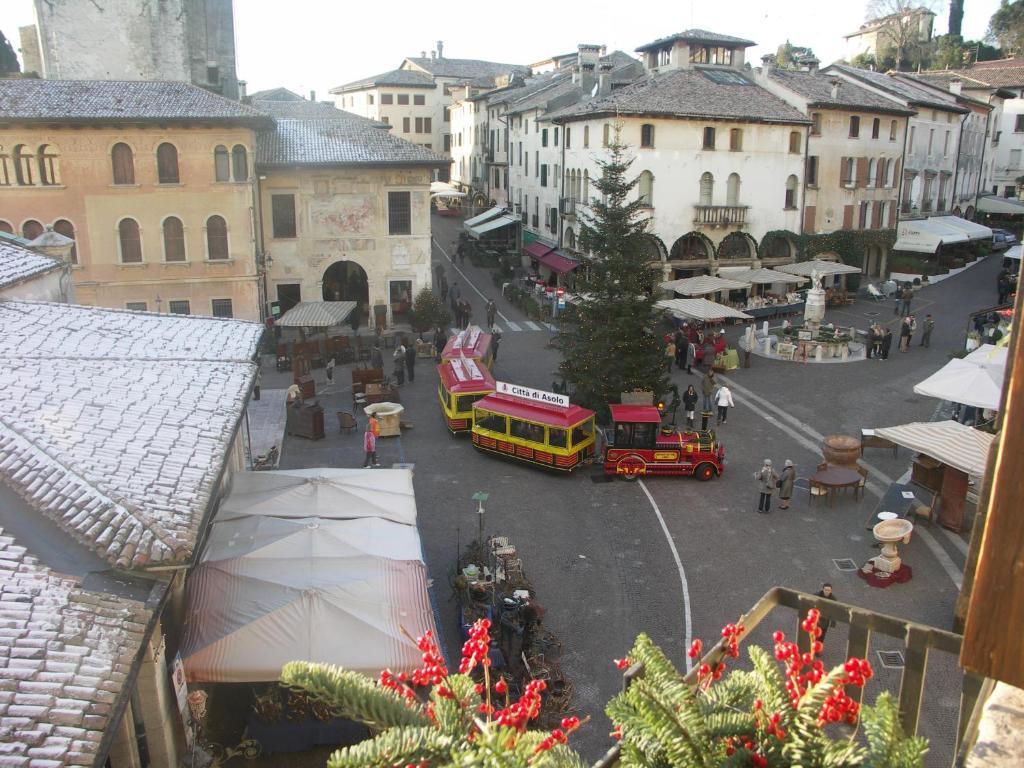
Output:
[180, 514, 436, 683]
[913, 358, 1004, 411]
[719, 267, 808, 285]
[893, 218, 969, 253]
[777, 259, 861, 277]
[874, 420, 995, 477]
[929, 215, 992, 241]
[660, 275, 750, 296]
[976, 195, 1024, 215]
[216, 468, 418, 525]
[466, 214, 518, 239]
[277, 301, 357, 328]
[463, 205, 504, 227]
[1004, 244, 1022, 261]
[430, 181, 466, 198]
[963, 344, 1008, 373]
[656, 297, 753, 321]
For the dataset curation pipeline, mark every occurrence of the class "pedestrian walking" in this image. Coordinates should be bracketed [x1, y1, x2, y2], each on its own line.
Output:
[434, 262, 444, 288]
[393, 343, 406, 386]
[814, 583, 838, 642]
[371, 344, 384, 370]
[997, 270, 1010, 305]
[682, 385, 698, 428]
[440, 275, 449, 303]
[920, 314, 934, 347]
[664, 338, 676, 372]
[899, 284, 913, 317]
[486, 298, 497, 328]
[674, 330, 685, 369]
[881, 328, 893, 359]
[491, 327, 502, 363]
[754, 459, 779, 514]
[898, 316, 912, 352]
[363, 425, 380, 467]
[325, 356, 336, 385]
[778, 459, 796, 509]
[714, 384, 734, 424]
[404, 339, 417, 382]
[456, 238, 466, 265]
[685, 340, 696, 374]
[434, 327, 447, 360]
[462, 300, 473, 329]
[701, 370, 716, 412]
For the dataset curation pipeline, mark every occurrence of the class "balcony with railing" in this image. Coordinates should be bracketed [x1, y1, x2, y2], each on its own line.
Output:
[594, 587, 985, 768]
[693, 205, 748, 228]
[560, 197, 576, 218]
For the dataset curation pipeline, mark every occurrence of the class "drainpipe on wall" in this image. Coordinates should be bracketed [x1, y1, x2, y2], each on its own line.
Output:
[896, 115, 912, 220]
[559, 121, 566, 249]
[975, 107, 993, 208]
[252, 171, 268, 322]
[951, 111, 969, 216]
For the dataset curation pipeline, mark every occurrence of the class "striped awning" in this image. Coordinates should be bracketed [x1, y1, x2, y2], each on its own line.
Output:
[660, 275, 750, 296]
[874, 421, 995, 477]
[656, 298, 753, 321]
[277, 301, 357, 328]
[720, 267, 808, 285]
[778, 259, 861, 277]
[976, 195, 1024, 215]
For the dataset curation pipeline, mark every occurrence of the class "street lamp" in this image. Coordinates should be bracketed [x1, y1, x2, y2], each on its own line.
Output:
[472, 491, 489, 545]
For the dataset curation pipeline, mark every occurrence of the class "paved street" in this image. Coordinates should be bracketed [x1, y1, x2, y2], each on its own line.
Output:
[263, 212, 996, 761]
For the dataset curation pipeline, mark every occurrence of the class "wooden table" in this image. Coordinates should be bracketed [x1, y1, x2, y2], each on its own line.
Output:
[810, 466, 862, 507]
[864, 482, 928, 530]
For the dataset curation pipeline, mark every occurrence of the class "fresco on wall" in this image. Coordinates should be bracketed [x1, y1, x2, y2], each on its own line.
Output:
[310, 197, 374, 236]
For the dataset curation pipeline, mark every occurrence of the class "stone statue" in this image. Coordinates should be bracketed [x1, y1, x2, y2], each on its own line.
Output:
[804, 268, 826, 325]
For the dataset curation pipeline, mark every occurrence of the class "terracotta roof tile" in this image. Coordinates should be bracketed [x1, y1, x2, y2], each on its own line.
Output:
[0, 243, 63, 291]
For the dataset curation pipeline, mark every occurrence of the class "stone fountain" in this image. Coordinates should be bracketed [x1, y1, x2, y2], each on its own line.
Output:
[803, 268, 826, 331]
[867, 518, 915, 578]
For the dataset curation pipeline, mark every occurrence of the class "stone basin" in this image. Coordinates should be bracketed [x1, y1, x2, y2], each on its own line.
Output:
[869, 518, 915, 576]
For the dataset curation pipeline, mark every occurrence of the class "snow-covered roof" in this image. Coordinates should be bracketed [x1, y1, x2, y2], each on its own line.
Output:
[0, 240, 64, 290]
[0, 302, 262, 569]
[0, 526, 151, 766]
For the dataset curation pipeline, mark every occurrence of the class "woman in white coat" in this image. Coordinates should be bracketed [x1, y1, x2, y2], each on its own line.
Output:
[714, 385, 735, 425]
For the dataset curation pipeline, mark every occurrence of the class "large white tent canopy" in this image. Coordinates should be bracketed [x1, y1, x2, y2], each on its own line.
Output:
[913, 358, 1004, 411]
[963, 344, 1008, 373]
[660, 275, 750, 296]
[874, 421, 995, 478]
[778, 259, 861, 277]
[180, 468, 437, 683]
[718, 267, 808, 285]
[929, 216, 992, 241]
[218, 468, 418, 525]
[277, 301, 357, 328]
[430, 181, 466, 198]
[657, 298, 753, 321]
[977, 195, 1024, 215]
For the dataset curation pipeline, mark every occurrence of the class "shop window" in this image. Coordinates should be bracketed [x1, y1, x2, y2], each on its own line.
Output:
[156, 143, 180, 184]
[475, 410, 507, 433]
[163, 216, 186, 262]
[206, 215, 229, 259]
[118, 218, 142, 263]
[112, 143, 135, 185]
[214, 145, 230, 181]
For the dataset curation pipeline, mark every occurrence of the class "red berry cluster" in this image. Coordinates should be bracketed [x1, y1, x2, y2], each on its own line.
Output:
[721, 622, 744, 658]
[723, 737, 769, 767]
[494, 679, 546, 731]
[533, 717, 583, 754]
[378, 668, 418, 706]
[458, 618, 492, 674]
[817, 658, 873, 727]
[411, 630, 449, 687]
[752, 699, 787, 742]
[687, 638, 703, 660]
[613, 657, 631, 670]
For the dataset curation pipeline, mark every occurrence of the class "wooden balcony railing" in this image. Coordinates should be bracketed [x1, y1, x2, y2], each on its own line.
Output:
[593, 587, 984, 768]
[693, 204, 747, 228]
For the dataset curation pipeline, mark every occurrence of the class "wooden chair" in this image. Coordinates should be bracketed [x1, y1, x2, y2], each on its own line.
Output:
[816, 461, 829, 472]
[855, 465, 869, 499]
[337, 411, 357, 434]
[808, 479, 829, 505]
[909, 496, 936, 525]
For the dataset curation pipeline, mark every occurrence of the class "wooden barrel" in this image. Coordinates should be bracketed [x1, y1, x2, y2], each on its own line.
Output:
[823, 434, 860, 466]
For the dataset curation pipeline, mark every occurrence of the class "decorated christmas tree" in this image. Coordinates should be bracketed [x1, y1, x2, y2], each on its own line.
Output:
[557, 128, 668, 417]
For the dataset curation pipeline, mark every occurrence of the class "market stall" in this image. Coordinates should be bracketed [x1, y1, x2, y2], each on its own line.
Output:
[874, 421, 994, 532]
[660, 275, 750, 297]
[913, 358, 1003, 411]
[778, 259, 861, 291]
[656, 297, 753, 322]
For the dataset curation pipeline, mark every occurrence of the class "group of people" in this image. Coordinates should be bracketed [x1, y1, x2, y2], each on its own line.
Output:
[996, 267, 1017, 306]
[664, 324, 724, 375]
[678, 370, 735, 428]
[753, 458, 797, 514]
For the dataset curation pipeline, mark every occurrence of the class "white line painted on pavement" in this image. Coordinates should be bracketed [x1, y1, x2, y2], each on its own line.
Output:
[941, 526, 970, 557]
[505, 321, 521, 331]
[433, 238, 511, 323]
[717, 374, 965, 588]
[524, 321, 541, 331]
[544, 322, 558, 332]
[638, 479, 693, 672]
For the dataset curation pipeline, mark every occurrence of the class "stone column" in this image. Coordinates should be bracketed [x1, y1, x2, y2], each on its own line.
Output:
[134, 625, 181, 768]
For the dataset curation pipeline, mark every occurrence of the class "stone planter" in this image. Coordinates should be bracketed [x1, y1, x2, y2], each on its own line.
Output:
[823, 434, 860, 466]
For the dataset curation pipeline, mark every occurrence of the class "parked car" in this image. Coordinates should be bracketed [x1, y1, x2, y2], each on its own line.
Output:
[991, 228, 1018, 252]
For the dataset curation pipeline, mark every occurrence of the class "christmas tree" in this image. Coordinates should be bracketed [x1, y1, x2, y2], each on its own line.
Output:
[557, 127, 667, 417]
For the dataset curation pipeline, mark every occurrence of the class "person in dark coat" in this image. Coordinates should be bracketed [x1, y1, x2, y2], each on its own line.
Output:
[434, 327, 447, 360]
[778, 459, 796, 509]
[682, 385, 699, 428]
[440, 275, 449, 303]
[881, 328, 893, 359]
[491, 327, 502, 363]
[920, 314, 934, 347]
[674, 330, 686, 369]
[404, 339, 417, 382]
[815, 583, 838, 643]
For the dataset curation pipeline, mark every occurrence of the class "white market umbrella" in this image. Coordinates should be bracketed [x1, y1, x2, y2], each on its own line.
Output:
[874, 421, 995, 478]
[964, 344, 1008, 373]
[218, 468, 418, 525]
[778, 260, 860, 278]
[723, 267, 808, 285]
[181, 515, 436, 683]
[913, 358, 1004, 411]
[660, 275, 751, 296]
[656, 298, 753, 321]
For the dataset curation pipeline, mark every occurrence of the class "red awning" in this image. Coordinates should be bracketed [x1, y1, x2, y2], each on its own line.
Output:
[537, 250, 580, 275]
[524, 242, 555, 260]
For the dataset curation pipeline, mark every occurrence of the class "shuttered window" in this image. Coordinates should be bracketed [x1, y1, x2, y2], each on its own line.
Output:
[163, 217, 186, 261]
[214, 146, 230, 181]
[206, 215, 229, 259]
[271, 194, 296, 238]
[118, 218, 142, 262]
[156, 143, 179, 184]
[232, 145, 248, 181]
[111, 143, 135, 185]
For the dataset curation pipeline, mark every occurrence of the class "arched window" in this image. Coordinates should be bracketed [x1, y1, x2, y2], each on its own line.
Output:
[156, 143, 180, 184]
[206, 215, 229, 260]
[214, 145, 230, 182]
[162, 216, 186, 262]
[788, 131, 801, 154]
[699, 172, 714, 205]
[111, 143, 135, 185]
[0, 221, 12, 234]
[641, 123, 655, 148]
[37, 144, 59, 185]
[0, 152, 10, 186]
[118, 218, 142, 263]
[53, 219, 77, 263]
[22, 220, 43, 240]
[231, 145, 248, 181]
[13, 145, 34, 185]
[726, 173, 740, 205]
[784, 175, 798, 209]
[638, 170, 654, 207]
[583, 170, 589, 203]
[867, 158, 877, 186]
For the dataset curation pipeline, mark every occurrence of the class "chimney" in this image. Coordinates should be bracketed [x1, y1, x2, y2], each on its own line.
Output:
[949, 78, 962, 95]
[237, 79, 247, 102]
[431, 50, 436, 59]
[761, 53, 774, 73]
[421, 50, 427, 58]
[437, 40, 444, 59]
[577, 43, 601, 92]
[598, 63, 613, 95]
[830, 79, 841, 100]
[309, 89, 316, 102]
[800, 54, 820, 74]
[571, 64, 580, 85]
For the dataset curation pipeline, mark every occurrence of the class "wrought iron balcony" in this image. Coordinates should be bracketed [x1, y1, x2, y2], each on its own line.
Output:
[693, 205, 747, 228]
[593, 587, 984, 768]
[560, 197, 576, 217]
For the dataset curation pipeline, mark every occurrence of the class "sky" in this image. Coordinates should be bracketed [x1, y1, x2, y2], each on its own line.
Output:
[0, 0, 1007, 98]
